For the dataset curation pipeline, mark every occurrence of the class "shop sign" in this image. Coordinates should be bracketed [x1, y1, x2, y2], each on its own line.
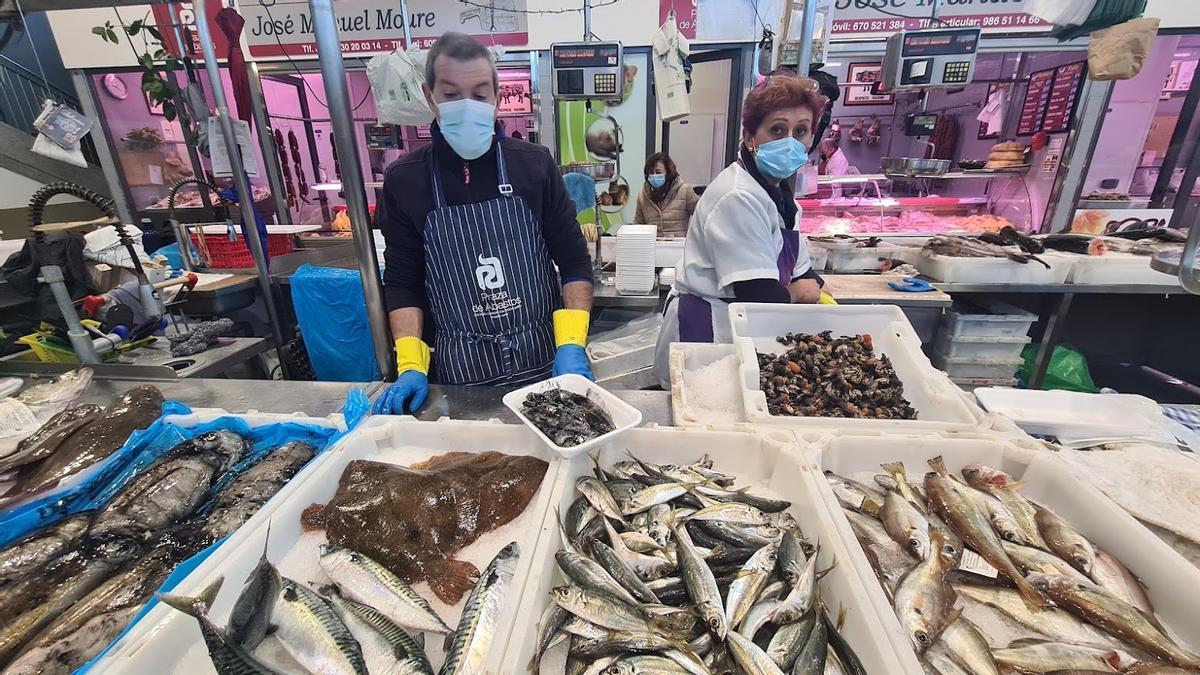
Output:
[239, 0, 530, 57]
[830, 0, 1048, 38]
[151, 3, 230, 59]
[659, 0, 698, 40]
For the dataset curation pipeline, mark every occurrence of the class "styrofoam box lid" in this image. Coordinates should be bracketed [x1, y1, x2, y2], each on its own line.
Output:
[933, 351, 1025, 366]
[729, 303, 984, 430]
[96, 417, 563, 675]
[499, 426, 911, 675]
[936, 333, 1031, 345]
[808, 432, 1200, 675]
[973, 387, 1168, 439]
[501, 374, 642, 458]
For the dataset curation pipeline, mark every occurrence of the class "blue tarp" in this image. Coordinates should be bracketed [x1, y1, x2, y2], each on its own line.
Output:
[290, 263, 380, 382]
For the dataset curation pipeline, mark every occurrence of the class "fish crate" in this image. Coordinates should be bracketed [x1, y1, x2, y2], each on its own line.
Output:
[729, 303, 986, 432]
[950, 375, 1019, 393]
[807, 433, 1200, 674]
[1067, 252, 1180, 285]
[931, 351, 1024, 381]
[933, 332, 1030, 361]
[91, 417, 563, 675]
[913, 249, 1074, 284]
[501, 426, 912, 675]
[940, 300, 1038, 340]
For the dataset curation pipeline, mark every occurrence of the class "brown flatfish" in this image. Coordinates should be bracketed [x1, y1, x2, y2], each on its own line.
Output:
[320, 451, 548, 604]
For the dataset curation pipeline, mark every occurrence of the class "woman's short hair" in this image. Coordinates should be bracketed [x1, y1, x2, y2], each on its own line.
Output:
[741, 74, 828, 137]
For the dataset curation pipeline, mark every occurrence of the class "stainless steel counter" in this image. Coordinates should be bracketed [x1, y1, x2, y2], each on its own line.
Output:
[69, 378, 381, 417]
[0, 338, 272, 380]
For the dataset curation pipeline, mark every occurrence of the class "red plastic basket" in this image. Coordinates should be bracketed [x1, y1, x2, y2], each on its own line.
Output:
[189, 233, 295, 268]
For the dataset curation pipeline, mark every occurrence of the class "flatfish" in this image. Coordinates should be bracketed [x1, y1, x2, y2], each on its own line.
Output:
[316, 452, 547, 604]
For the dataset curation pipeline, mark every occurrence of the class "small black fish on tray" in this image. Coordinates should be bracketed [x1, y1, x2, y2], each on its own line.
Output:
[521, 389, 615, 447]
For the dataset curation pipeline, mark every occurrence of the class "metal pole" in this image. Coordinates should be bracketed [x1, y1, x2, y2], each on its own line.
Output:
[796, 0, 818, 73]
[246, 62, 291, 224]
[306, 0, 394, 380]
[192, 0, 290, 362]
[165, 1, 213, 212]
[399, 0, 413, 46]
[1042, 77, 1114, 233]
[583, 0, 592, 40]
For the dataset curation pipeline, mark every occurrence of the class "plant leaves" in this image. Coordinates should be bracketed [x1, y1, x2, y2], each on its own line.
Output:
[127, 19, 142, 36]
[163, 103, 177, 122]
[105, 28, 118, 43]
[146, 26, 163, 42]
[91, 26, 106, 38]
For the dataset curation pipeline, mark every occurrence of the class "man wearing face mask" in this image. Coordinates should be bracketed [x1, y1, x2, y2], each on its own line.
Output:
[652, 74, 833, 387]
[374, 33, 594, 414]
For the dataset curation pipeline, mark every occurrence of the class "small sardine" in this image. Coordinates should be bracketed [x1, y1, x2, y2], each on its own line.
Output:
[883, 489, 932, 559]
[622, 482, 699, 515]
[578, 476, 630, 526]
[770, 545, 820, 624]
[766, 610, 816, 672]
[552, 586, 653, 633]
[1035, 506, 1095, 576]
[619, 531, 664, 554]
[604, 654, 693, 674]
[686, 501, 770, 526]
[528, 604, 570, 673]
[778, 527, 808, 585]
[791, 611, 827, 675]
[1029, 572, 1200, 668]
[673, 524, 727, 639]
[725, 542, 778, 630]
[924, 642, 969, 675]
[567, 496, 598, 538]
[726, 630, 785, 675]
[695, 521, 781, 549]
[647, 504, 672, 549]
[320, 545, 452, 634]
[589, 543, 662, 603]
[601, 518, 673, 581]
[557, 548, 641, 605]
[157, 577, 280, 675]
[440, 542, 519, 675]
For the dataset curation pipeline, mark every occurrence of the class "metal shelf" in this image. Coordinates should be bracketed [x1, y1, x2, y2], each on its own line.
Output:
[817, 171, 1028, 185]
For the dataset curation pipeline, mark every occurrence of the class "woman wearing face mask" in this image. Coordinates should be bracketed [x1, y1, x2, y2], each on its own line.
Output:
[633, 152, 699, 237]
[653, 74, 833, 386]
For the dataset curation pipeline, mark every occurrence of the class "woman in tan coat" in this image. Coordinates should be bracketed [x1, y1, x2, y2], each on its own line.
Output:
[633, 152, 699, 237]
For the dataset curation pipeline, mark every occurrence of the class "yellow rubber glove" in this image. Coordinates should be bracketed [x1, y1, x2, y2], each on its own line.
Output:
[553, 309, 590, 347]
[817, 290, 838, 305]
[394, 336, 431, 375]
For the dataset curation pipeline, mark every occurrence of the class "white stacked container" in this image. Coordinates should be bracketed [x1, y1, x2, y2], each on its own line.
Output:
[935, 300, 1036, 390]
[615, 224, 657, 294]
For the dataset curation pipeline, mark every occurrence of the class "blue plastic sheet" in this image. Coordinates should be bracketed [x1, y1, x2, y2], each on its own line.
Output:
[342, 388, 371, 430]
[290, 263, 380, 382]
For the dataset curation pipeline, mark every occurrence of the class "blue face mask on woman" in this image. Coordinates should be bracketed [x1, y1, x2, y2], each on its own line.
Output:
[648, 174, 667, 189]
[436, 98, 497, 160]
[753, 137, 809, 181]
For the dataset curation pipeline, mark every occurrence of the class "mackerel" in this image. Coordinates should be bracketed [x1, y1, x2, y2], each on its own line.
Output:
[439, 542, 520, 675]
[320, 545, 452, 634]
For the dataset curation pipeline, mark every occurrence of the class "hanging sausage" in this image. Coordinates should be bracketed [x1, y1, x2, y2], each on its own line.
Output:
[288, 130, 309, 202]
[274, 128, 297, 210]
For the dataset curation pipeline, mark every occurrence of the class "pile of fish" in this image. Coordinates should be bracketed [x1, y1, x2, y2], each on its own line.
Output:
[827, 457, 1200, 673]
[521, 389, 616, 447]
[758, 331, 917, 420]
[923, 236, 1051, 269]
[0, 377, 165, 508]
[303, 451, 548, 604]
[162, 540, 521, 675]
[0, 431, 316, 673]
[528, 452, 866, 674]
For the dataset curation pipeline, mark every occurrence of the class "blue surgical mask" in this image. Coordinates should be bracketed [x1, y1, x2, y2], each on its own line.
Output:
[436, 98, 496, 160]
[648, 174, 667, 189]
[753, 137, 808, 180]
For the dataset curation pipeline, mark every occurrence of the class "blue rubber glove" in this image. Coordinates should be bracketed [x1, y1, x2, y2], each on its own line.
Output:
[372, 370, 429, 414]
[553, 344, 594, 380]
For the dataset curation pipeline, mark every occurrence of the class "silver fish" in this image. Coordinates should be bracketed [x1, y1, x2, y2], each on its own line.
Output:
[844, 508, 914, 596]
[770, 544, 819, 624]
[883, 488, 932, 559]
[893, 528, 956, 653]
[1091, 547, 1156, 622]
[228, 540, 280, 650]
[158, 577, 280, 674]
[439, 541, 519, 675]
[825, 472, 885, 517]
[623, 482, 700, 515]
[1028, 572, 1200, 668]
[953, 583, 1121, 649]
[725, 542, 778, 630]
[528, 603, 570, 673]
[991, 640, 1130, 673]
[557, 548, 642, 605]
[602, 517, 673, 581]
[620, 531, 665, 553]
[1001, 540, 1092, 585]
[320, 545, 452, 634]
[686, 501, 770, 526]
[695, 521, 781, 549]
[567, 496, 598, 537]
[924, 642, 970, 675]
[1035, 506, 1095, 576]
[273, 577, 367, 675]
[552, 585, 651, 634]
[881, 462, 927, 513]
[935, 615, 999, 675]
[790, 611, 827, 675]
[960, 464, 1047, 549]
[961, 486, 1025, 545]
[673, 524, 727, 639]
[726, 630, 785, 675]
[647, 504, 672, 549]
[0, 513, 91, 585]
[588, 543, 661, 603]
[329, 593, 433, 675]
[766, 609, 816, 672]
[778, 527, 808, 586]
[578, 477, 630, 526]
[603, 654, 693, 674]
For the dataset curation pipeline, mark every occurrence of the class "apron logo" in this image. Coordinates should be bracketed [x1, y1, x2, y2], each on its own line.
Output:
[475, 254, 505, 290]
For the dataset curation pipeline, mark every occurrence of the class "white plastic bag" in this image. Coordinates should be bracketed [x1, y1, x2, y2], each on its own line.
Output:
[1027, 0, 1097, 26]
[367, 48, 434, 126]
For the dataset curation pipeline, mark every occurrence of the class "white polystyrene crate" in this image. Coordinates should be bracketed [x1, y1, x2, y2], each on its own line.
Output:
[809, 246, 829, 273]
[502, 375, 642, 458]
[807, 433, 1200, 674]
[931, 352, 1024, 381]
[501, 426, 910, 675]
[933, 332, 1030, 360]
[668, 342, 745, 428]
[914, 249, 1073, 284]
[950, 376, 1019, 393]
[93, 417, 563, 675]
[940, 300, 1037, 339]
[729, 303, 984, 431]
[1068, 252, 1180, 285]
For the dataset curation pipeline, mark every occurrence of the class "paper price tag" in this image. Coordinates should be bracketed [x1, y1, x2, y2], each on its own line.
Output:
[958, 548, 999, 578]
[0, 399, 38, 439]
[832, 485, 866, 511]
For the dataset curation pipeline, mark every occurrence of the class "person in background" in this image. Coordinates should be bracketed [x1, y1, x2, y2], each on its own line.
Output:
[374, 33, 594, 414]
[652, 74, 834, 386]
[633, 152, 699, 237]
[819, 135, 850, 177]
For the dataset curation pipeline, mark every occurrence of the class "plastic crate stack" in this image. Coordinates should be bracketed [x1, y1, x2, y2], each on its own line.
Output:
[932, 299, 1036, 391]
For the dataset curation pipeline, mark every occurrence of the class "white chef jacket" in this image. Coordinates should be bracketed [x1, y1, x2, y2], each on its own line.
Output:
[653, 160, 813, 386]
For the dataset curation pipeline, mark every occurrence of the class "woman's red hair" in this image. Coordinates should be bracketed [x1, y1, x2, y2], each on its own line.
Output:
[742, 74, 828, 137]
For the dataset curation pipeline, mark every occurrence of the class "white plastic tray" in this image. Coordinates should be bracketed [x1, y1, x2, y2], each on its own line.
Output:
[933, 332, 1030, 360]
[940, 300, 1038, 339]
[1068, 252, 1179, 285]
[502, 374, 642, 458]
[914, 249, 1073, 284]
[808, 433, 1200, 674]
[973, 387, 1172, 440]
[501, 426, 909, 675]
[93, 417, 561, 675]
[931, 352, 1024, 380]
[729, 303, 984, 431]
[668, 342, 745, 427]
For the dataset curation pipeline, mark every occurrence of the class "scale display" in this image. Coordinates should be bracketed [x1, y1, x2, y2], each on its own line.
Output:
[882, 28, 981, 92]
[551, 42, 624, 99]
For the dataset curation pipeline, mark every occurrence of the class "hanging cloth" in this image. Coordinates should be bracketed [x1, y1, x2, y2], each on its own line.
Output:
[977, 87, 1009, 137]
[651, 18, 691, 122]
[214, 8, 253, 128]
